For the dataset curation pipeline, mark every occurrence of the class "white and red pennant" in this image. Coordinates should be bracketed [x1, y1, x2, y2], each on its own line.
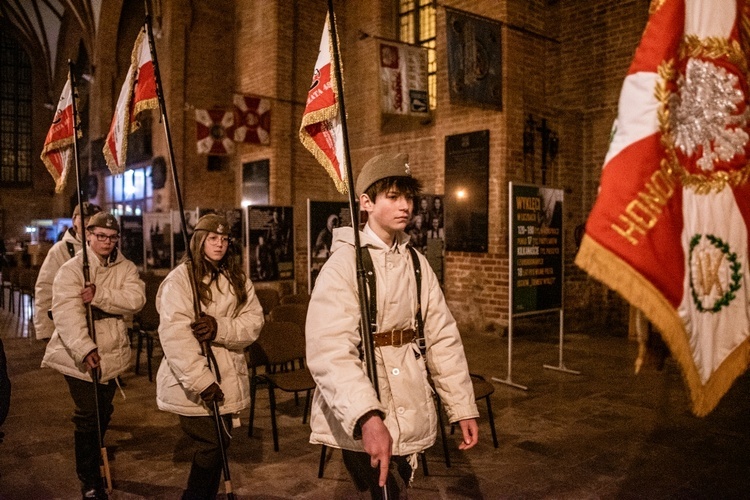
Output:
[298, 13, 348, 194]
[103, 28, 158, 175]
[40, 78, 75, 193]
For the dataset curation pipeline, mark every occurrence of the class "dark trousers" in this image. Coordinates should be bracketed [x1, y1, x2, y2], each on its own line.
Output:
[342, 449, 412, 500]
[64, 375, 116, 489]
[178, 414, 233, 500]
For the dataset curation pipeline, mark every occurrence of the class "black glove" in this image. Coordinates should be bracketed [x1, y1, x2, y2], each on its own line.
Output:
[191, 313, 218, 343]
[200, 383, 224, 404]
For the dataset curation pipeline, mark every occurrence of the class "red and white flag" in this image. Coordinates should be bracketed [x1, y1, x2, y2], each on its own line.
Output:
[40, 77, 75, 193]
[299, 14, 347, 194]
[103, 27, 158, 175]
[575, 0, 750, 416]
[233, 94, 271, 145]
[196, 108, 235, 156]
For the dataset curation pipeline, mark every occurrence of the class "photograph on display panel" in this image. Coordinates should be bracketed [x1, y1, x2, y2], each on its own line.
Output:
[407, 194, 445, 283]
[308, 200, 352, 293]
[246, 206, 294, 282]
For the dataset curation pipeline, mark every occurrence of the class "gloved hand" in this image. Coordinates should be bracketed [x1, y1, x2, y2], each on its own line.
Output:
[191, 313, 218, 343]
[200, 383, 224, 404]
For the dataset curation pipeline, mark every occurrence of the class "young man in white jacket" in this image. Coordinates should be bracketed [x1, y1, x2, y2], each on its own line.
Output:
[306, 152, 480, 498]
[42, 212, 145, 499]
[34, 202, 102, 340]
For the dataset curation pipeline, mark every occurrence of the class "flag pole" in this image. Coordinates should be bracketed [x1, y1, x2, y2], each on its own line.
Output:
[68, 60, 113, 494]
[326, 0, 379, 396]
[325, 3, 388, 495]
[142, 3, 234, 497]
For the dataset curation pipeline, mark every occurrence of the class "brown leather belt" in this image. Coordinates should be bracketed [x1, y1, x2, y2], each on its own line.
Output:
[91, 307, 123, 321]
[372, 329, 416, 348]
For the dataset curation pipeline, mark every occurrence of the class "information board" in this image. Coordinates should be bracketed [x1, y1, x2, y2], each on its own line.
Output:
[510, 183, 563, 314]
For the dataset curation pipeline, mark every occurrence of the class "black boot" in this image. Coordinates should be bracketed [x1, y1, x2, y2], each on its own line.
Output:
[75, 431, 105, 498]
[81, 485, 108, 500]
[182, 463, 221, 500]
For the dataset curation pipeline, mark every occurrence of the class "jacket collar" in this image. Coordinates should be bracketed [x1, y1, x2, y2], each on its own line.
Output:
[330, 226, 410, 254]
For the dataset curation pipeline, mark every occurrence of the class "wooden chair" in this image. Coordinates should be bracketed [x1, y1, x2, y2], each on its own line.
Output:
[18, 268, 38, 324]
[6, 267, 21, 314]
[255, 288, 280, 317]
[269, 303, 307, 332]
[133, 273, 163, 381]
[247, 321, 316, 452]
[279, 293, 310, 306]
[0, 269, 11, 310]
[445, 374, 499, 457]
[269, 303, 308, 373]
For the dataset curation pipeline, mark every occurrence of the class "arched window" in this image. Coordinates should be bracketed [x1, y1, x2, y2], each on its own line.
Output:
[0, 32, 32, 186]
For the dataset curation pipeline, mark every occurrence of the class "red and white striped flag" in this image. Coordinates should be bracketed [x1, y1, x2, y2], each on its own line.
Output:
[576, 0, 750, 416]
[103, 27, 158, 175]
[299, 14, 347, 194]
[40, 77, 75, 193]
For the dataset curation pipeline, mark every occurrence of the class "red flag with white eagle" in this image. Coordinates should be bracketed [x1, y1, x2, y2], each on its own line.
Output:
[196, 108, 235, 155]
[233, 94, 271, 145]
[103, 27, 158, 175]
[575, 0, 750, 416]
[299, 13, 348, 194]
[40, 76, 76, 193]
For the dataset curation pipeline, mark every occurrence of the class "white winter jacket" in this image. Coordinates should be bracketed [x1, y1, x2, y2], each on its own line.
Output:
[306, 226, 479, 455]
[156, 263, 264, 417]
[41, 248, 146, 382]
[34, 229, 81, 340]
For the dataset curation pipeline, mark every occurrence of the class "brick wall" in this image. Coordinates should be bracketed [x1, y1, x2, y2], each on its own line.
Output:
[2, 0, 653, 333]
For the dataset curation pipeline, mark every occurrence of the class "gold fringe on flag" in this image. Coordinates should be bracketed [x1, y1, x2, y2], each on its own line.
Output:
[575, 235, 750, 416]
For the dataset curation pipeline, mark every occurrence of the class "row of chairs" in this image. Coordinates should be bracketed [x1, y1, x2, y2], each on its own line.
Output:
[255, 287, 310, 317]
[133, 283, 499, 472]
[131, 283, 312, 382]
[0, 267, 38, 328]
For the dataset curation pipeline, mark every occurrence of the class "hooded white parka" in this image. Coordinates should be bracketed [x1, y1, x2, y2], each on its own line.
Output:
[41, 248, 145, 382]
[306, 226, 479, 456]
[34, 229, 81, 340]
[155, 264, 264, 417]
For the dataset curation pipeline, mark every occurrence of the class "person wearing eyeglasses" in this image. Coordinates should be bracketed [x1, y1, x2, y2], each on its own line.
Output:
[155, 213, 264, 499]
[34, 202, 102, 341]
[42, 212, 145, 499]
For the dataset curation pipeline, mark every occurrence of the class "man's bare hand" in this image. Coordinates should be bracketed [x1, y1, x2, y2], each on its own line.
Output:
[360, 413, 392, 487]
[80, 283, 96, 304]
[84, 350, 100, 371]
[458, 418, 479, 450]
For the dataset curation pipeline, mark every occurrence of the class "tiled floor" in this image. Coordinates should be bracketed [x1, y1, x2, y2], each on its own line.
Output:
[1, 299, 749, 499]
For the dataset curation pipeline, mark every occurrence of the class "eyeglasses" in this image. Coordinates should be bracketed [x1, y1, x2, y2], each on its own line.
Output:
[91, 232, 120, 243]
[206, 235, 230, 245]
